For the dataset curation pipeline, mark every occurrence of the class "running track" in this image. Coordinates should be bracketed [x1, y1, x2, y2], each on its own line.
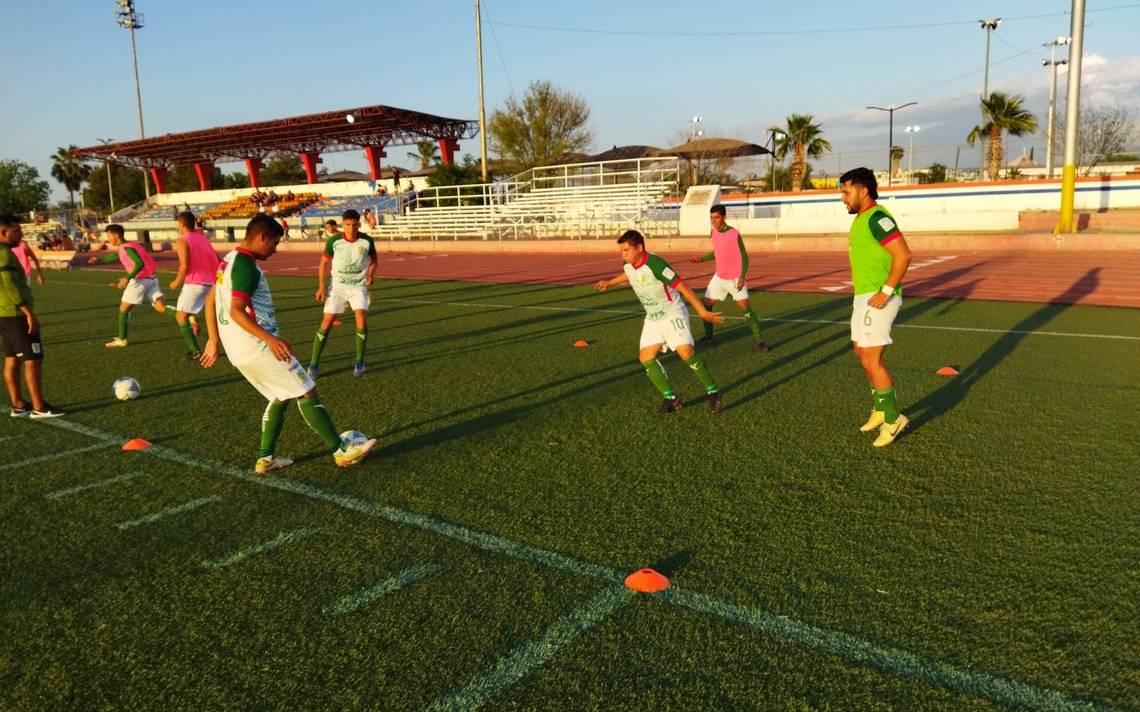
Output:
[122, 249, 1140, 308]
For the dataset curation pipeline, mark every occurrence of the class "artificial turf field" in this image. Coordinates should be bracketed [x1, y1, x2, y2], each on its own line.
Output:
[2, 270, 1138, 711]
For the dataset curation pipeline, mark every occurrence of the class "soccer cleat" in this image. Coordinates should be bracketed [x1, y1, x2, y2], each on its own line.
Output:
[860, 410, 885, 432]
[659, 396, 682, 414]
[756, 341, 769, 353]
[29, 405, 66, 419]
[255, 455, 293, 476]
[353, 361, 365, 377]
[334, 437, 377, 468]
[696, 335, 715, 345]
[873, 414, 909, 447]
[708, 390, 723, 414]
[10, 406, 30, 418]
[104, 337, 128, 348]
[185, 351, 201, 362]
[307, 365, 319, 380]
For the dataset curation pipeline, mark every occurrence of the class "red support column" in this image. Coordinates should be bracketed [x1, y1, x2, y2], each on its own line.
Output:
[439, 138, 459, 166]
[149, 167, 168, 194]
[244, 158, 263, 188]
[193, 162, 213, 191]
[300, 151, 322, 184]
[363, 146, 387, 181]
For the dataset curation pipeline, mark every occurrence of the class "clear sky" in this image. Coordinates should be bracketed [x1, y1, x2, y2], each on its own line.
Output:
[3, 0, 1139, 200]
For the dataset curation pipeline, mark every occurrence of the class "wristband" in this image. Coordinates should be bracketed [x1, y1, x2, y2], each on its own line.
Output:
[879, 285, 895, 296]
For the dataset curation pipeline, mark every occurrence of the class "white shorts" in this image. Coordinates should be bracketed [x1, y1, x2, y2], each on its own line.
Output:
[324, 284, 370, 314]
[704, 274, 749, 302]
[639, 307, 694, 353]
[851, 292, 902, 347]
[235, 350, 316, 402]
[121, 277, 163, 306]
[176, 283, 212, 314]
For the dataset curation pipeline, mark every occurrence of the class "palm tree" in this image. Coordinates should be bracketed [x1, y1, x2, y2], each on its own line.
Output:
[967, 92, 1038, 181]
[407, 140, 441, 169]
[50, 145, 91, 208]
[769, 114, 832, 191]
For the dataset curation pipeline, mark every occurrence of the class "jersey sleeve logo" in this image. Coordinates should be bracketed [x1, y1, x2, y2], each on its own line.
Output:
[877, 216, 896, 232]
[662, 267, 676, 281]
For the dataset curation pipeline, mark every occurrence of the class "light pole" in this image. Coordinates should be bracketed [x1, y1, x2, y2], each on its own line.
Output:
[689, 116, 703, 184]
[1058, 0, 1086, 233]
[866, 103, 916, 187]
[97, 138, 116, 214]
[475, 0, 488, 182]
[904, 126, 920, 183]
[1043, 35, 1071, 179]
[768, 128, 784, 192]
[115, 0, 149, 197]
[979, 18, 1001, 181]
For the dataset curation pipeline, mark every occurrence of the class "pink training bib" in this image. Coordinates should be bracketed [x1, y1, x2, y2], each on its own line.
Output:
[11, 242, 32, 277]
[181, 230, 220, 285]
[711, 226, 744, 279]
[118, 242, 157, 279]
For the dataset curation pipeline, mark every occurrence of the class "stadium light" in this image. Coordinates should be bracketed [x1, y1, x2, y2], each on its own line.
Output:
[115, 0, 149, 198]
[346, 113, 356, 124]
[978, 18, 1001, 182]
[866, 103, 917, 187]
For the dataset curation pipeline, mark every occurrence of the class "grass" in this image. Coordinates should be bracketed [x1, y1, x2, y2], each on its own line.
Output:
[1, 269, 1138, 710]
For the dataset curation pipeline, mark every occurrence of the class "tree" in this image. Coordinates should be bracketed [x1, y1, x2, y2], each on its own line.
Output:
[259, 155, 307, 186]
[967, 92, 1038, 180]
[50, 146, 92, 208]
[489, 80, 592, 172]
[769, 114, 831, 191]
[0, 160, 51, 214]
[766, 163, 815, 192]
[915, 162, 948, 184]
[1052, 104, 1138, 175]
[164, 165, 227, 193]
[81, 162, 148, 215]
[407, 141, 441, 169]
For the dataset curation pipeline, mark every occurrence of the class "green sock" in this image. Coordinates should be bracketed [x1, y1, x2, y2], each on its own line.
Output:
[743, 306, 763, 341]
[873, 387, 900, 424]
[297, 394, 342, 451]
[309, 327, 330, 368]
[355, 328, 367, 363]
[179, 321, 198, 352]
[259, 400, 287, 458]
[117, 311, 129, 340]
[641, 359, 674, 398]
[703, 318, 714, 340]
[683, 354, 719, 394]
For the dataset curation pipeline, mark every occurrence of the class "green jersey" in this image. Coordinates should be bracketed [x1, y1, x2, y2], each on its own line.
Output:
[848, 203, 903, 295]
[323, 233, 376, 287]
[0, 243, 33, 318]
[624, 252, 684, 321]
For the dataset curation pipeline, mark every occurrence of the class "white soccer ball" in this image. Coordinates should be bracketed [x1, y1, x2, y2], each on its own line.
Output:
[113, 377, 140, 401]
[339, 430, 367, 448]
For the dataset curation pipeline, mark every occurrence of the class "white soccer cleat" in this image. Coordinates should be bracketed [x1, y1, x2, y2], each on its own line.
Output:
[860, 410, 885, 432]
[334, 437, 377, 468]
[104, 337, 129, 349]
[255, 455, 293, 476]
[873, 414, 909, 447]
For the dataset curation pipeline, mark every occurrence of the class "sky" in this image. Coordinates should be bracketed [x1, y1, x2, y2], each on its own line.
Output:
[3, 0, 1140, 201]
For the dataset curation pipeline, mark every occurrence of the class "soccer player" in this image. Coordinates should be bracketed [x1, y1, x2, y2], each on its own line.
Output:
[690, 204, 767, 351]
[103, 224, 171, 349]
[168, 212, 219, 359]
[199, 215, 376, 474]
[839, 167, 912, 447]
[309, 209, 377, 378]
[0, 214, 64, 417]
[594, 229, 726, 413]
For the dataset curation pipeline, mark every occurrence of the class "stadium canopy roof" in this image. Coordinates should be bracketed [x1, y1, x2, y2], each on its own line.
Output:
[72, 104, 479, 169]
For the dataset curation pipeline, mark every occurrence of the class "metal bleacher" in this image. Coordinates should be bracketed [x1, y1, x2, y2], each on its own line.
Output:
[373, 156, 680, 240]
[300, 194, 401, 220]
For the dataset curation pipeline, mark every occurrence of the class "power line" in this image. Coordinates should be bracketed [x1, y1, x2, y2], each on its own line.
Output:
[481, 0, 515, 96]
[489, 3, 1140, 38]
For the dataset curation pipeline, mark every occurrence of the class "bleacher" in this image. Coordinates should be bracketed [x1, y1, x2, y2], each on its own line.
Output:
[299, 194, 401, 220]
[129, 201, 217, 221]
[373, 157, 680, 240]
[200, 192, 319, 220]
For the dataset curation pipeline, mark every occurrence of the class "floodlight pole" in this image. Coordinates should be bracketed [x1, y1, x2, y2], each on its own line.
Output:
[1058, 0, 1086, 233]
[866, 103, 916, 187]
[1043, 36, 1071, 179]
[475, 0, 489, 182]
[979, 18, 1001, 182]
[97, 138, 116, 214]
[117, 1, 149, 197]
[768, 128, 784, 192]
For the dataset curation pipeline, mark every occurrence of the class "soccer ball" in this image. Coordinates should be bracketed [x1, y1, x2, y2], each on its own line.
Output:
[113, 377, 140, 401]
[339, 430, 367, 448]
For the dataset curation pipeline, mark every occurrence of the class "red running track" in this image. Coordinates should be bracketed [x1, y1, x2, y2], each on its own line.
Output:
[126, 249, 1140, 308]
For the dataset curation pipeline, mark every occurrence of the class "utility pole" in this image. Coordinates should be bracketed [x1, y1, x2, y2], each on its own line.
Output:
[904, 125, 920, 183]
[866, 103, 916, 187]
[1043, 36, 1071, 179]
[97, 138, 116, 214]
[115, 1, 149, 197]
[475, 0, 489, 182]
[768, 128, 784, 192]
[1058, 0, 1086, 233]
[979, 18, 1001, 181]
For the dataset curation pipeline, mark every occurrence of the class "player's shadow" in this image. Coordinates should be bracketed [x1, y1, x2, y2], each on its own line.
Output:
[649, 550, 695, 578]
[905, 268, 1100, 434]
[64, 371, 247, 413]
[756, 267, 850, 291]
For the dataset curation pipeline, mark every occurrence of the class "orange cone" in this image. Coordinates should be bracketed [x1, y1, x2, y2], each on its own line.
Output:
[573, 340, 589, 348]
[624, 568, 670, 593]
[122, 438, 152, 451]
[936, 366, 959, 376]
